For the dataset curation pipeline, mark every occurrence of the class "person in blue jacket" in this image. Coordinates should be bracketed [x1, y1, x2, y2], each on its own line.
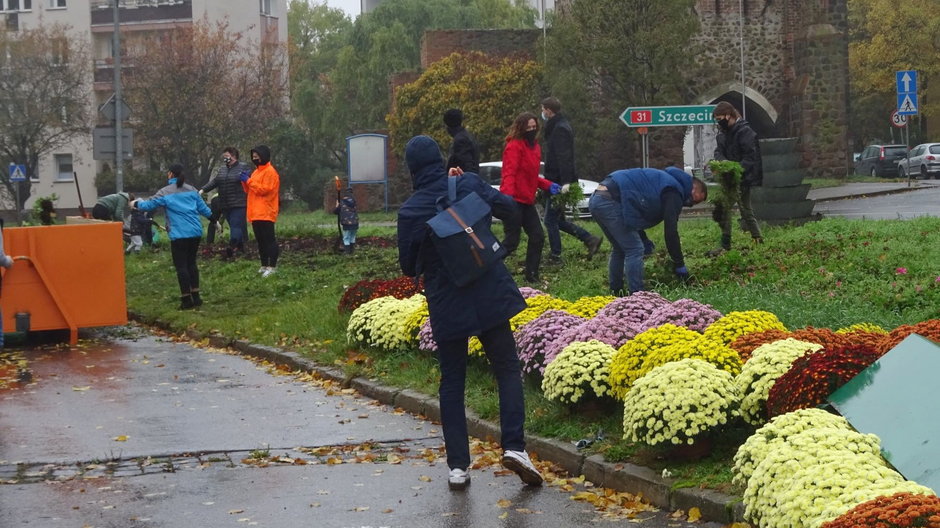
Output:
[133, 164, 212, 310]
[397, 135, 543, 491]
[589, 166, 707, 295]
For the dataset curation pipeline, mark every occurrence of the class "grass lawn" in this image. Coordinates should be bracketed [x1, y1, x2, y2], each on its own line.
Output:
[124, 210, 940, 495]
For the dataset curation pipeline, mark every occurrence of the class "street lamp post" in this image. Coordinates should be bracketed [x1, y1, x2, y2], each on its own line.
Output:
[113, 0, 124, 192]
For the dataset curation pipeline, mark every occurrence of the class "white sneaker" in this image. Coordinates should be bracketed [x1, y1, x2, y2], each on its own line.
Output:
[257, 266, 266, 274]
[501, 450, 543, 486]
[448, 468, 470, 491]
[261, 267, 276, 278]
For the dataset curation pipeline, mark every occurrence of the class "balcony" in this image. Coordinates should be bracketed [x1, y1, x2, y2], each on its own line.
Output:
[90, 0, 192, 27]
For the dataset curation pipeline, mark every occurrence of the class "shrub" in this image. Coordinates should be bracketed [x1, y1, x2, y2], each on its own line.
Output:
[542, 314, 641, 369]
[622, 359, 740, 446]
[638, 298, 723, 333]
[821, 492, 940, 528]
[514, 310, 586, 375]
[338, 277, 423, 313]
[608, 324, 701, 399]
[766, 342, 883, 418]
[703, 310, 787, 346]
[594, 291, 671, 326]
[735, 338, 822, 425]
[541, 340, 616, 404]
[878, 319, 940, 354]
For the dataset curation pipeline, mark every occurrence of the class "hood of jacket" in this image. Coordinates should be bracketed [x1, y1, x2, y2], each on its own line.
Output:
[251, 145, 271, 165]
[663, 167, 694, 204]
[405, 135, 445, 190]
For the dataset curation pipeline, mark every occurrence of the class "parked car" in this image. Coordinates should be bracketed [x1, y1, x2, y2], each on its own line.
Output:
[477, 161, 598, 219]
[854, 144, 908, 177]
[897, 143, 940, 180]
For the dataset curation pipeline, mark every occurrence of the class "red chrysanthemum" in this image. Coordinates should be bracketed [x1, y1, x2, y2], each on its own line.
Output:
[879, 320, 940, 355]
[821, 492, 940, 528]
[766, 342, 883, 418]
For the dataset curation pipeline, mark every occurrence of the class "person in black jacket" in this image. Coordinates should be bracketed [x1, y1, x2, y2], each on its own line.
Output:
[201, 147, 249, 258]
[540, 97, 602, 263]
[397, 135, 543, 492]
[711, 101, 763, 254]
[443, 108, 480, 175]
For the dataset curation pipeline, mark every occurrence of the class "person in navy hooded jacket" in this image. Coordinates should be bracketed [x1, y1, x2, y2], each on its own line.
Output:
[589, 166, 707, 295]
[133, 164, 212, 310]
[397, 135, 544, 492]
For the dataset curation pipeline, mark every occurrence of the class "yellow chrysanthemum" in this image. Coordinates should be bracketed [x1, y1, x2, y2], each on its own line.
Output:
[568, 295, 616, 318]
[608, 324, 701, 399]
[703, 310, 787, 346]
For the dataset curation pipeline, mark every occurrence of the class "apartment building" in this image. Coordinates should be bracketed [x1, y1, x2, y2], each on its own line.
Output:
[1, 0, 286, 211]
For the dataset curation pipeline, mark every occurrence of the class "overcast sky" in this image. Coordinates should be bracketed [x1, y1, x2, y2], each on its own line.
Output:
[321, 0, 361, 19]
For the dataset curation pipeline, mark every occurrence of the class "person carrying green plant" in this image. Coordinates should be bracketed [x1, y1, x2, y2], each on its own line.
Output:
[710, 101, 763, 254]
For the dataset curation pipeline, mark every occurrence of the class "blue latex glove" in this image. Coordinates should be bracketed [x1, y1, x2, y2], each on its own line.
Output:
[643, 239, 655, 256]
[549, 183, 561, 195]
[239, 170, 250, 183]
[674, 265, 690, 282]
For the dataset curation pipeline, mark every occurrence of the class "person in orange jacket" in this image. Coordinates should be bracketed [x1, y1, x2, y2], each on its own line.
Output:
[241, 145, 280, 278]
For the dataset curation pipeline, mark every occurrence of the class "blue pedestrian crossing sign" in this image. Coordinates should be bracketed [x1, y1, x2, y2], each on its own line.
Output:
[896, 70, 918, 116]
[8, 164, 26, 182]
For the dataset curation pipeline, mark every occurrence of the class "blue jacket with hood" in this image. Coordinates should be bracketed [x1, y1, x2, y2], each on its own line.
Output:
[397, 135, 524, 343]
[137, 179, 212, 240]
[606, 167, 693, 230]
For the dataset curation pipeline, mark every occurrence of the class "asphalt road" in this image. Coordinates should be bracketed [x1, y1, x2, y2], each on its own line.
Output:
[0, 331, 720, 528]
[813, 183, 940, 219]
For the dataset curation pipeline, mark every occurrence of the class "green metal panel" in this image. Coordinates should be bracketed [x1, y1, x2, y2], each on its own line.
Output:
[828, 334, 940, 491]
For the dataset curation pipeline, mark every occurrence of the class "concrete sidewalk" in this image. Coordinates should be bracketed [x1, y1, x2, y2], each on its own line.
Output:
[129, 313, 747, 524]
[807, 179, 940, 202]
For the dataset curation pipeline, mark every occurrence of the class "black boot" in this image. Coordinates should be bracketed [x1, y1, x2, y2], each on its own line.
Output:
[349, 243, 355, 254]
[191, 290, 202, 307]
[342, 244, 350, 255]
[179, 294, 195, 310]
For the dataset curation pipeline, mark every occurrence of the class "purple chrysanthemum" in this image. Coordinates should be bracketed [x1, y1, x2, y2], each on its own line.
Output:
[514, 310, 586, 374]
[639, 298, 724, 333]
[541, 314, 641, 373]
[418, 319, 438, 352]
[595, 291, 670, 326]
[518, 286, 545, 299]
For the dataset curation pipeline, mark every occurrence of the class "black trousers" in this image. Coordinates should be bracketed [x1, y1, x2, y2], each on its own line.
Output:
[501, 202, 544, 279]
[252, 220, 279, 267]
[170, 237, 201, 295]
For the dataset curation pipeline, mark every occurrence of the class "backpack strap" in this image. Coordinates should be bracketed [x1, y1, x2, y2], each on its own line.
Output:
[448, 174, 457, 203]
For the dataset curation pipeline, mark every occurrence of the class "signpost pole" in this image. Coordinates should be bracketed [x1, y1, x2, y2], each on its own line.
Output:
[113, 0, 124, 193]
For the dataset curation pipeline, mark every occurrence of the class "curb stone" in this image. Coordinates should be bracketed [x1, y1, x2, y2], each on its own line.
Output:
[124, 312, 745, 523]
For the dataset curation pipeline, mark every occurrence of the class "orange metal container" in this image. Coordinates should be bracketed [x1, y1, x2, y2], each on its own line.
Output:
[2, 222, 127, 344]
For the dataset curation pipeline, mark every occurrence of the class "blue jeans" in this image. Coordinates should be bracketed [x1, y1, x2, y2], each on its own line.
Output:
[589, 192, 644, 295]
[543, 196, 591, 256]
[342, 228, 357, 246]
[225, 207, 248, 249]
[435, 321, 526, 470]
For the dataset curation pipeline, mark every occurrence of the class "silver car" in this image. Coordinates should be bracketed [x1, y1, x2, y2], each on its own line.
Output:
[897, 143, 940, 180]
[477, 161, 598, 218]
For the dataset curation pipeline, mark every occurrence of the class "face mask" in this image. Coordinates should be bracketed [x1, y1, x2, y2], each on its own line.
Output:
[252, 158, 262, 167]
[524, 130, 538, 143]
[541, 111, 549, 121]
[717, 118, 730, 131]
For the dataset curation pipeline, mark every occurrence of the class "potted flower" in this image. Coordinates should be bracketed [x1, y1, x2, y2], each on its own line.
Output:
[542, 315, 641, 370]
[638, 298, 723, 333]
[703, 310, 788, 346]
[541, 340, 617, 405]
[608, 323, 701, 399]
[821, 492, 940, 528]
[567, 295, 616, 318]
[346, 294, 425, 351]
[514, 309, 586, 375]
[734, 338, 822, 425]
[622, 359, 740, 455]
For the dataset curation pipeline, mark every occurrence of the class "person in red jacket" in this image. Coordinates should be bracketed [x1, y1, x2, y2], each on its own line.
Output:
[241, 145, 280, 278]
[499, 112, 560, 283]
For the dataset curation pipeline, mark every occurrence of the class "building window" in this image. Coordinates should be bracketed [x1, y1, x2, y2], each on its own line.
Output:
[55, 154, 73, 181]
[1, 0, 31, 11]
[259, 0, 271, 15]
[48, 0, 65, 8]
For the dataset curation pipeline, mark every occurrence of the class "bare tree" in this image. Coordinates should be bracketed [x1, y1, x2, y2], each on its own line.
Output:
[0, 25, 92, 210]
[124, 19, 288, 185]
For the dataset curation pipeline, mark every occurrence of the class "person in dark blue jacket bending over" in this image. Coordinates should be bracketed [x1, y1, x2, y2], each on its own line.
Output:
[134, 164, 213, 310]
[397, 135, 543, 492]
[589, 167, 707, 296]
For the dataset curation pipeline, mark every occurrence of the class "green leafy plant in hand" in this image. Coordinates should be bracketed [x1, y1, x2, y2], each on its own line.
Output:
[708, 160, 743, 210]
